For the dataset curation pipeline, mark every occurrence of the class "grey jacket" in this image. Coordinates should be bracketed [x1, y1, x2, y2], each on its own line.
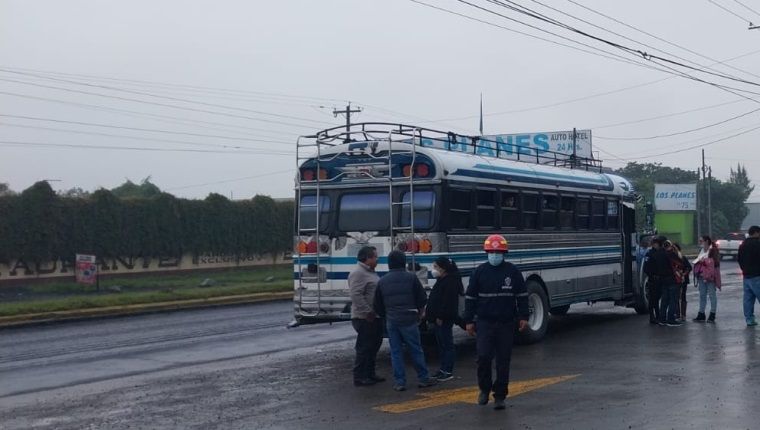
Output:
[349, 262, 380, 319]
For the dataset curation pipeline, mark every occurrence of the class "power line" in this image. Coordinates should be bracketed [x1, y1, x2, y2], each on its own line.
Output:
[0, 122, 296, 153]
[0, 140, 293, 155]
[732, 0, 760, 18]
[614, 123, 760, 160]
[595, 106, 760, 140]
[591, 99, 747, 129]
[167, 169, 293, 191]
[0, 77, 328, 130]
[565, 0, 760, 80]
[0, 90, 304, 138]
[708, 0, 752, 23]
[0, 113, 293, 145]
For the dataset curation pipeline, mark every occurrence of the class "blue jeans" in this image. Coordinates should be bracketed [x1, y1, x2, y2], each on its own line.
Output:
[386, 320, 429, 386]
[698, 278, 717, 314]
[659, 283, 679, 323]
[433, 321, 455, 374]
[743, 276, 760, 323]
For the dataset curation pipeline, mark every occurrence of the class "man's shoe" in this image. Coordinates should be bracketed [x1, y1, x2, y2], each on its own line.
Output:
[649, 319, 658, 325]
[477, 391, 489, 405]
[431, 370, 445, 379]
[369, 375, 386, 383]
[393, 384, 406, 392]
[693, 312, 706, 322]
[666, 321, 683, 327]
[493, 398, 506, 410]
[354, 378, 376, 387]
[437, 372, 454, 382]
[747, 318, 758, 327]
[707, 312, 716, 323]
[417, 378, 438, 388]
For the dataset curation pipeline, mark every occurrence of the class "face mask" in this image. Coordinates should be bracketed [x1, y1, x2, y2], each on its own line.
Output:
[487, 253, 504, 266]
[431, 269, 441, 278]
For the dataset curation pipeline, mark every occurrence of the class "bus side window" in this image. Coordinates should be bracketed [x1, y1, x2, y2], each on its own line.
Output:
[591, 198, 606, 230]
[477, 189, 496, 228]
[560, 196, 575, 229]
[522, 193, 539, 230]
[501, 191, 519, 229]
[450, 188, 472, 230]
[542, 193, 559, 230]
[577, 198, 590, 230]
[607, 199, 619, 229]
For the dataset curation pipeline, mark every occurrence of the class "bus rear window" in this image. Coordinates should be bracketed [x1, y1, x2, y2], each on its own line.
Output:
[299, 195, 330, 232]
[400, 191, 436, 229]
[338, 193, 390, 231]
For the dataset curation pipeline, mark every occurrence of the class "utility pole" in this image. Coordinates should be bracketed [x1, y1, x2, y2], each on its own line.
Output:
[708, 166, 713, 237]
[696, 167, 702, 240]
[333, 102, 362, 142]
[701, 149, 707, 237]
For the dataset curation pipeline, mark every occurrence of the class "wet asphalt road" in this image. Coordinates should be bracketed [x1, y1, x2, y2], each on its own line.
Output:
[1, 261, 758, 429]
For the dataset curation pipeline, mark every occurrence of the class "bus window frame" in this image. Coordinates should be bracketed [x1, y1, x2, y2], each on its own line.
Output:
[447, 185, 474, 231]
[297, 193, 332, 234]
[577, 196, 591, 231]
[540, 191, 560, 231]
[559, 194, 576, 230]
[521, 191, 540, 231]
[591, 197, 607, 230]
[475, 187, 497, 230]
[499, 189, 520, 230]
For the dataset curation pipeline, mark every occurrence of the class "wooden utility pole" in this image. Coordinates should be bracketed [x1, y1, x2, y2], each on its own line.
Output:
[333, 102, 362, 142]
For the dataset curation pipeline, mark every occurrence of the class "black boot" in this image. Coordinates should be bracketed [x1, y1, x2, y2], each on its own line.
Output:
[693, 312, 706, 322]
[707, 312, 716, 323]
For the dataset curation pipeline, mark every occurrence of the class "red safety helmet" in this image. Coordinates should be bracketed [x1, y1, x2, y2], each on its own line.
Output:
[483, 234, 508, 252]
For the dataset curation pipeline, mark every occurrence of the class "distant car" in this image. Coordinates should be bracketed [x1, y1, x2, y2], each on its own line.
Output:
[716, 232, 746, 260]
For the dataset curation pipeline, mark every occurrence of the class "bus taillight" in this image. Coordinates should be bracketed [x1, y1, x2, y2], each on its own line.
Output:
[301, 169, 315, 181]
[401, 163, 431, 178]
[416, 164, 430, 177]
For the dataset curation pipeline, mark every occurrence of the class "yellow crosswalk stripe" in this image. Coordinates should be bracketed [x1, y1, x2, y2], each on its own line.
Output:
[374, 374, 580, 414]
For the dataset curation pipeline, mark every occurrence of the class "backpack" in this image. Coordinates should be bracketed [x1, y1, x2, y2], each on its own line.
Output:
[669, 255, 686, 285]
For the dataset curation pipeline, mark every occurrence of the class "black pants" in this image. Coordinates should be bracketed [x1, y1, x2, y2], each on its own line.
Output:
[476, 320, 515, 400]
[648, 280, 662, 322]
[352, 318, 383, 381]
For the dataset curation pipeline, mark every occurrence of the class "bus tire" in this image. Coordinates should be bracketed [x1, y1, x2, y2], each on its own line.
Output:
[516, 280, 549, 345]
[550, 305, 570, 316]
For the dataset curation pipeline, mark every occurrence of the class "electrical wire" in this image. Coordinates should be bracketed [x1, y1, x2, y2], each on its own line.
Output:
[708, 0, 753, 23]
[166, 169, 294, 191]
[595, 106, 760, 140]
[0, 140, 293, 155]
[590, 99, 747, 129]
[732, 0, 760, 18]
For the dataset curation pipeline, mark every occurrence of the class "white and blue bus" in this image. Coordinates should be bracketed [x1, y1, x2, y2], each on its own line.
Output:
[291, 123, 647, 343]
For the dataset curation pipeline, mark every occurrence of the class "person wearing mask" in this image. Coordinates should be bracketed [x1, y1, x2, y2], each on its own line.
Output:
[673, 243, 692, 322]
[348, 246, 384, 387]
[463, 235, 529, 411]
[426, 257, 464, 382]
[660, 240, 685, 327]
[693, 236, 720, 323]
[374, 251, 437, 392]
[738, 225, 760, 326]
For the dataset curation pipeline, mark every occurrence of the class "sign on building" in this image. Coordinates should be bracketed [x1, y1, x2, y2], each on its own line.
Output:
[417, 129, 593, 161]
[75, 254, 98, 285]
[654, 184, 697, 211]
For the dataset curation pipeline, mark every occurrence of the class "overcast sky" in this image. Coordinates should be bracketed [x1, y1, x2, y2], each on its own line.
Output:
[1, 0, 759, 201]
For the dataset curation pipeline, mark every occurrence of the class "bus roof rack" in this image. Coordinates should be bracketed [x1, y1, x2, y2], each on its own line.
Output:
[301, 122, 603, 172]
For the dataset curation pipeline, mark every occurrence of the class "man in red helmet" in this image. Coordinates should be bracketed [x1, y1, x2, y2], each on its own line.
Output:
[463, 234, 529, 410]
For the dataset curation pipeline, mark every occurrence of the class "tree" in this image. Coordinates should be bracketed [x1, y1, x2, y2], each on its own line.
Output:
[0, 183, 13, 196]
[111, 177, 162, 199]
[59, 187, 90, 198]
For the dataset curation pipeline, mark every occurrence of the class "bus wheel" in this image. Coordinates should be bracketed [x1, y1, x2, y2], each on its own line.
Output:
[550, 305, 570, 316]
[516, 280, 549, 344]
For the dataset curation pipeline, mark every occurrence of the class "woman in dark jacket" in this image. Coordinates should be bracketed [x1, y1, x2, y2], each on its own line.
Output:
[426, 256, 464, 381]
[673, 243, 692, 321]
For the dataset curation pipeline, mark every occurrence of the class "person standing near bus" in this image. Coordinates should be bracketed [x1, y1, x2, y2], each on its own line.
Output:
[673, 243, 692, 322]
[348, 246, 384, 387]
[426, 256, 464, 382]
[463, 234, 529, 410]
[693, 236, 720, 323]
[738, 225, 760, 327]
[660, 240, 685, 326]
[374, 251, 438, 392]
[643, 237, 667, 324]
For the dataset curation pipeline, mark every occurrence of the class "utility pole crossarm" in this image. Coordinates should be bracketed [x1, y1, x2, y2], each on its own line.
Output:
[333, 102, 362, 142]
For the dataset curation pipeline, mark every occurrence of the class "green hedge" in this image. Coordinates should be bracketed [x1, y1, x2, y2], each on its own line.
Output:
[0, 182, 294, 265]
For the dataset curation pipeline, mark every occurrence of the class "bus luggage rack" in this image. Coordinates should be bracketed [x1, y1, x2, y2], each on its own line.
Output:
[299, 122, 603, 172]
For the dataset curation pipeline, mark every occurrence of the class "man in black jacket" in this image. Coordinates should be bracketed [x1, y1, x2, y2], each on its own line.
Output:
[739, 225, 760, 326]
[644, 236, 677, 325]
[463, 234, 529, 411]
[374, 251, 437, 392]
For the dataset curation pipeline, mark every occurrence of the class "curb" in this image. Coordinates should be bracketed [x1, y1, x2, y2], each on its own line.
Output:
[0, 291, 293, 329]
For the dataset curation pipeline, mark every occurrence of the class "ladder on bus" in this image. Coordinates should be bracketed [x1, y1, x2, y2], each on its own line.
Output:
[387, 128, 420, 272]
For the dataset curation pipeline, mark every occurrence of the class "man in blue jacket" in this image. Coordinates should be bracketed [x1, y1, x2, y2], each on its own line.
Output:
[374, 251, 438, 392]
[463, 234, 529, 410]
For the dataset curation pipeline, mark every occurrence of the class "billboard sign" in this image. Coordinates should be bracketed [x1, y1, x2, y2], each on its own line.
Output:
[654, 184, 697, 211]
[75, 254, 98, 285]
[416, 129, 593, 161]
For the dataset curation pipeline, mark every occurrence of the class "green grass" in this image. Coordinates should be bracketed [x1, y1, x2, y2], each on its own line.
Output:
[0, 266, 293, 317]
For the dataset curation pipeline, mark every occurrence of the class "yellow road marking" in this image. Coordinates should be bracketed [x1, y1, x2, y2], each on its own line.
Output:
[374, 374, 580, 414]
